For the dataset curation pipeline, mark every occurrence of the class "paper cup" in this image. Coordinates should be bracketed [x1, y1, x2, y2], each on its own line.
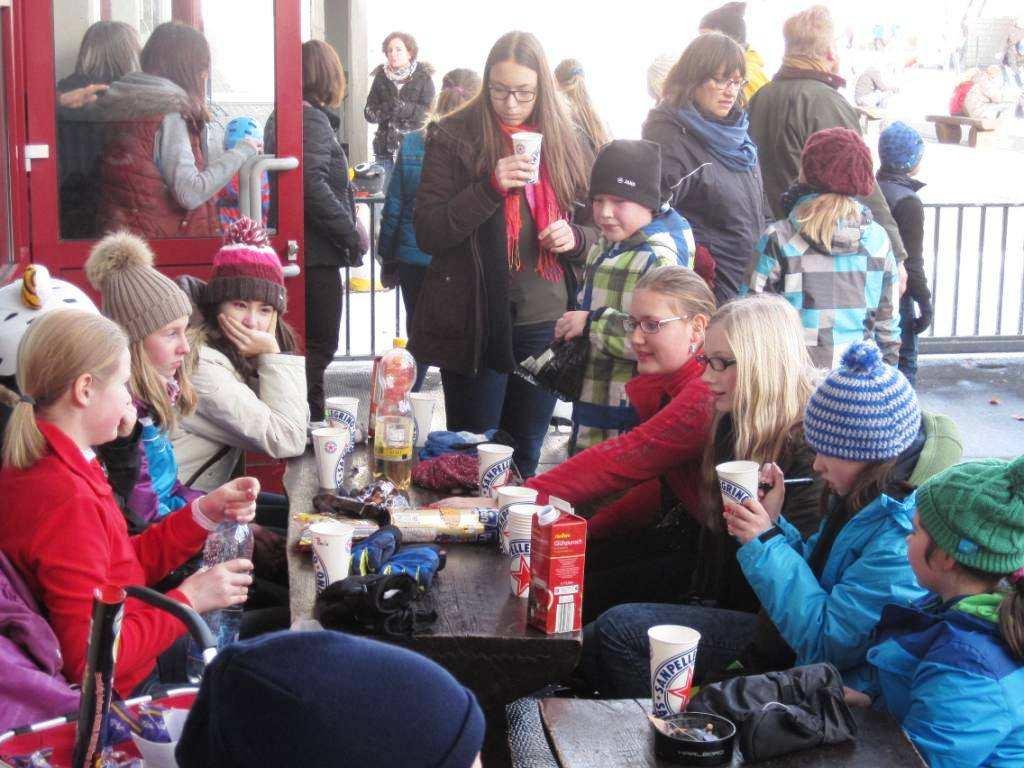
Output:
[311, 519, 355, 594]
[648, 624, 701, 717]
[496, 488, 540, 552]
[312, 427, 350, 491]
[130, 708, 189, 768]
[511, 131, 543, 183]
[508, 536, 532, 598]
[325, 396, 359, 451]
[715, 460, 760, 505]
[478, 443, 515, 498]
[408, 392, 435, 449]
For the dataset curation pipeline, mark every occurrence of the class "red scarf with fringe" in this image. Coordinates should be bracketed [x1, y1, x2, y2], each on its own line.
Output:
[498, 122, 566, 282]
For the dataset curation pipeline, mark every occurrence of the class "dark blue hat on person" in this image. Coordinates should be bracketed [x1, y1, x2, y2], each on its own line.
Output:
[175, 630, 486, 768]
[878, 121, 925, 172]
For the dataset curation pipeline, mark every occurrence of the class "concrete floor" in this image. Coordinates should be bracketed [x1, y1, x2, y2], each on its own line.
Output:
[326, 352, 1024, 473]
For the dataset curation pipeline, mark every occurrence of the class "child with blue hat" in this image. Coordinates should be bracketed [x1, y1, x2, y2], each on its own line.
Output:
[216, 116, 269, 230]
[877, 121, 932, 386]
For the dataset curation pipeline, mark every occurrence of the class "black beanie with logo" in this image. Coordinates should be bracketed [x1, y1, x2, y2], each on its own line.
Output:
[589, 139, 663, 213]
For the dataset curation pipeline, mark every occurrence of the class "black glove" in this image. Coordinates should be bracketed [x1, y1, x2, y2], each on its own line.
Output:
[913, 300, 933, 334]
[381, 260, 400, 290]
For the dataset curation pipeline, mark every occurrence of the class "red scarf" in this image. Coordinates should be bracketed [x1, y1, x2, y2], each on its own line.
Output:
[498, 122, 566, 282]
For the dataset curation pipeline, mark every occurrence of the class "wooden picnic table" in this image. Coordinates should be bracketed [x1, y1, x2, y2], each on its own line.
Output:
[285, 448, 582, 767]
[532, 698, 926, 768]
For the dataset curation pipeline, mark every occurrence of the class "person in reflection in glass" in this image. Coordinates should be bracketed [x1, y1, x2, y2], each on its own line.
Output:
[56, 20, 140, 240]
[265, 40, 368, 418]
[95, 22, 260, 239]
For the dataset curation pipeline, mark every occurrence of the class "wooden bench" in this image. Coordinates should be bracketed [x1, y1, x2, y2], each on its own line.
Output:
[925, 114, 1000, 148]
[510, 697, 928, 767]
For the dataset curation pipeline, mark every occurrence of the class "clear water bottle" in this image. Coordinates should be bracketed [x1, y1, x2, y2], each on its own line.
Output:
[185, 520, 254, 683]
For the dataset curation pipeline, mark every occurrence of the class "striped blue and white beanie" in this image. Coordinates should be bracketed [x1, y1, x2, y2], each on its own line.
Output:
[804, 341, 921, 461]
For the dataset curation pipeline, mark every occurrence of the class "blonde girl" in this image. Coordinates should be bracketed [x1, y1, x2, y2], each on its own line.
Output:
[85, 230, 204, 522]
[0, 309, 258, 698]
[554, 58, 611, 151]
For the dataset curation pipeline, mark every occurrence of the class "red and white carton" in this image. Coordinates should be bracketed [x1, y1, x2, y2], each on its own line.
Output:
[528, 505, 587, 634]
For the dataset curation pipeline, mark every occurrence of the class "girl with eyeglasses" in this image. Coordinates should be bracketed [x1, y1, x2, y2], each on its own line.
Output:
[642, 32, 765, 304]
[411, 31, 595, 478]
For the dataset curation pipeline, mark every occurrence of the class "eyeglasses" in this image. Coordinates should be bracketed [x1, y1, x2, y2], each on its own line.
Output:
[622, 315, 685, 335]
[488, 84, 537, 104]
[708, 76, 749, 92]
[695, 352, 737, 372]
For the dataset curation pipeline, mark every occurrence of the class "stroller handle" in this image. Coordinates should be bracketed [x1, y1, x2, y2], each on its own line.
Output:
[125, 585, 217, 655]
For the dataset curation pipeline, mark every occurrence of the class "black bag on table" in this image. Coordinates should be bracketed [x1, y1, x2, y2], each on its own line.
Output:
[688, 663, 858, 762]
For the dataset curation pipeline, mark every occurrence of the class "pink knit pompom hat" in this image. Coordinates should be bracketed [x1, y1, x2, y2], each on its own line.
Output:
[206, 218, 286, 313]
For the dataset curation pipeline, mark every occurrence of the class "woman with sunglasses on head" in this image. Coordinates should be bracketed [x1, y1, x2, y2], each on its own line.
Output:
[412, 31, 595, 478]
[643, 32, 764, 304]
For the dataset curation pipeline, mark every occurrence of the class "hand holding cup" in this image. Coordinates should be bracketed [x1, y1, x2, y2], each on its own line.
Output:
[723, 497, 773, 545]
[494, 154, 536, 193]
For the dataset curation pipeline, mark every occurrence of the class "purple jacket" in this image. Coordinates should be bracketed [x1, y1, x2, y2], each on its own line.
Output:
[0, 552, 80, 733]
[128, 401, 202, 523]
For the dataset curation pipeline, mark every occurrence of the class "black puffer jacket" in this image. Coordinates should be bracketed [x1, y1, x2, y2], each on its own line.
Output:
[642, 103, 766, 304]
[266, 103, 362, 268]
[364, 63, 436, 158]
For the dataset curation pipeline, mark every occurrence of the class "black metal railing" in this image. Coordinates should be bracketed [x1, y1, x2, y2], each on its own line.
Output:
[332, 200, 1024, 360]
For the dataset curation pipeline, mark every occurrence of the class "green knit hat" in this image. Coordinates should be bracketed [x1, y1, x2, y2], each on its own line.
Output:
[916, 456, 1024, 574]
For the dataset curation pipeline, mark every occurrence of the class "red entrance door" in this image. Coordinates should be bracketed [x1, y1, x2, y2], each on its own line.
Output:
[20, 0, 304, 331]
[15, 0, 306, 490]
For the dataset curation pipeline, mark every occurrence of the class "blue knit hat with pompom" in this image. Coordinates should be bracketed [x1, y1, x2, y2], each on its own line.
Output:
[804, 341, 921, 461]
[878, 121, 925, 172]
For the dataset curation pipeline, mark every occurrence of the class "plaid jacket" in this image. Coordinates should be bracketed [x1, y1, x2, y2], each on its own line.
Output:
[743, 194, 901, 369]
[573, 208, 694, 450]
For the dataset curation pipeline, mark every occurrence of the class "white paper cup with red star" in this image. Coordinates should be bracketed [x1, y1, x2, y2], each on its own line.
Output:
[648, 625, 701, 717]
[506, 506, 538, 598]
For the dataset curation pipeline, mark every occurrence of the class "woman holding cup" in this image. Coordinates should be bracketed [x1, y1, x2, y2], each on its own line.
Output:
[411, 30, 596, 479]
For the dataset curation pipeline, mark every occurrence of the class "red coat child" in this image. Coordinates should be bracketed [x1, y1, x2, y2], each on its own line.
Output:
[0, 421, 207, 696]
[527, 356, 714, 539]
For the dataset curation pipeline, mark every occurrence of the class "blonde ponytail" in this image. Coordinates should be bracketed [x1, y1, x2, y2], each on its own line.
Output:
[1, 310, 127, 469]
[794, 193, 861, 254]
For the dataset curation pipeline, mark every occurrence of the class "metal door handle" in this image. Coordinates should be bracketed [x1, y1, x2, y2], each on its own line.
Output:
[238, 154, 299, 220]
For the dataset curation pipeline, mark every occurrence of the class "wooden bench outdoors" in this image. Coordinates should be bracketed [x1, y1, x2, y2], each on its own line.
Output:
[926, 114, 1000, 148]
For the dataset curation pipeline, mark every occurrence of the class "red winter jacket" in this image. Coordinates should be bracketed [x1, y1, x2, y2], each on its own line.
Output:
[0, 421, 207, 696]
[527, 356, 714, 539]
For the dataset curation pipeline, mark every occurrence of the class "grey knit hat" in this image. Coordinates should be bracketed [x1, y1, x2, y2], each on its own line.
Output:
[84, 231, 193, 342]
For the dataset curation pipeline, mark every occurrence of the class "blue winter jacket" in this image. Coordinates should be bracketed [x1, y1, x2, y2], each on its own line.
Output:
[379, 131, 429, 267]
[737, 491, 927, 692]
[865, 595, 1024, 768]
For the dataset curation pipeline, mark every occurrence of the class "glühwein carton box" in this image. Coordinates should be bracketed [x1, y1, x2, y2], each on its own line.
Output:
[527, 507, 586, 634]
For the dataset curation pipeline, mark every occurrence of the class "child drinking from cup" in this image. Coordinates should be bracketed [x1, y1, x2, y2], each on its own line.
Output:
[850, 457, 1024, 766]
[0, 309, 258, 697]
[580, 340, 960, 696]
[553, 139, 693, 450]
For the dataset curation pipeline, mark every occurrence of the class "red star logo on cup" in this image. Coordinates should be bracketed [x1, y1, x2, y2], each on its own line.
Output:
[513, 557, 532, 595]
[666, 667, 694, 706]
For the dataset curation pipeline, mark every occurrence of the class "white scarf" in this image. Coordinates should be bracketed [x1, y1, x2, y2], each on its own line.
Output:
[384, 60, 417, 84]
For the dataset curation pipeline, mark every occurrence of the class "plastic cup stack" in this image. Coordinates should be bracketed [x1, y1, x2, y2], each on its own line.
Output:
[496, 487, 540, 554]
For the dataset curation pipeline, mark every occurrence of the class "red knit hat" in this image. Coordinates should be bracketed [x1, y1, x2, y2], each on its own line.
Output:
[800, 127, 874, 197]
[206, 218, 286, 312]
